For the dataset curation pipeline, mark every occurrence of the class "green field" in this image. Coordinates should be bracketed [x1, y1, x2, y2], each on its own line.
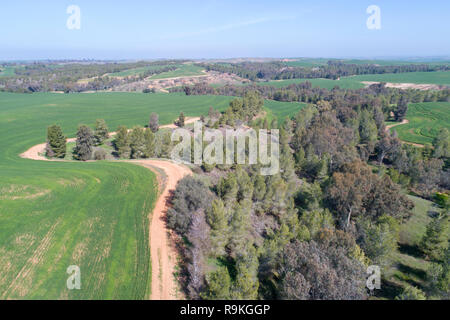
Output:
[283, 58, 450, 67]
[0, 66, 18, 77]
[263, 100, 307, 120]
[149, 64, 205, 79]
[383, 195, 446, 298]
[347, 71, 450, 86]
[107, 65, 171, 77]
[255, 77, 365, 90]
[390, 102, 450, 145]
[0, 92, 236, 299]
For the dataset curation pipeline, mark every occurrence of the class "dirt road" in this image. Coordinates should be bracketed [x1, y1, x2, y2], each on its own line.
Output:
[19, 124, 196, 300]
[385, 119, 425, 148]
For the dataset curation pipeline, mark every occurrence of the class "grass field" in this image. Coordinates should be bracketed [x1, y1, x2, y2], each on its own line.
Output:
[0, 66, 18, 77]
[255, 78, 365, 90]
[383, 195, 446, 298]
[347, 71, 450, 86]
[390, 102, 450, 145]
[263, 100, 307, 121]
[0, 92, 236, 299]
[149, 64, 205, 79]
[107, 65, 171, 77]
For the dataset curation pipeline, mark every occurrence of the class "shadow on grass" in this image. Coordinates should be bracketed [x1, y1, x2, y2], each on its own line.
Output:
[397, 263, 427, 281]
[398, 242, 424, 259]
[377, 279, 403, 299]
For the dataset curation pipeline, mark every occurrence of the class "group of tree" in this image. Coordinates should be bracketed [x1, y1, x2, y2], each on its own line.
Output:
[199, 60, 449, 81]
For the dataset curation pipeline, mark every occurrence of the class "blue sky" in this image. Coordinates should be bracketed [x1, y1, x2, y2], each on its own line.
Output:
[1, 0, 449, 60]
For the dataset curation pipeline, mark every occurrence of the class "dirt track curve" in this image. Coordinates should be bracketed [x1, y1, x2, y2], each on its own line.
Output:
[19, 120, 199, 300]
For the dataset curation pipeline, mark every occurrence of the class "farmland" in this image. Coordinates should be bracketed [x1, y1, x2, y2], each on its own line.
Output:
[107, 65, 171, 77]
[149, 64, 205, 80]
[389, 101, 450, 145]
[255, 77, 365, 90]
[347, 71, 450, 86]
[0, 92, 235, 299]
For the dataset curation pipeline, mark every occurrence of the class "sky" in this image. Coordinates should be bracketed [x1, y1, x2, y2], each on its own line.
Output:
[1, 0, 449, 60]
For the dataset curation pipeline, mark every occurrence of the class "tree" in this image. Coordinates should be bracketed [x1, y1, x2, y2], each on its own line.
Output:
[114, 126, 130, 158]
[433, 128, 450, 159]
[201, 267, 231, 300]
[395, 285, 426, 300]
[93, 119, 109, 146]
[420, 211, 448, 261]
[149, 113, 159, 133]
[73, 125, 94, 161]
[129, 127, 146, 159]
[278, 235, 366, 300]
[143, 129, 155, 158]
[46, 125, 66, 158]
[206, 199, 229, 256]
[177, 112, 185, 127]
[167, 177, 214, 237]
[394, 95, 408, 121]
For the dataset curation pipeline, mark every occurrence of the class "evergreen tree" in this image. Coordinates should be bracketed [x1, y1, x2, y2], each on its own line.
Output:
[206, 199, 229, 256]
[114, 125, 131, 158]
[93, 119, 109, 146]
[143, 129, 155, 158]
[149, 113, 159, 133]
[177, 112, 185, 127]
[201, 267, 231, 300]
[420, 211, 449, 260]
[46, 125, 66, 158]
[433, 128, 450, 159]
[129, 127, 146, 159]
[73, 124, 94, 161]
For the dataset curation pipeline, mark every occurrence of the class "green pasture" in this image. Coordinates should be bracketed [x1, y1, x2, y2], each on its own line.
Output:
[390, 102, 450, 145]
[347, 71, 450, 86]
[0, 92, 235, 299]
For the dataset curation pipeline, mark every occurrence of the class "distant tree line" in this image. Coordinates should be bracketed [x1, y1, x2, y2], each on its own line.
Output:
[200, 60, 450, 81]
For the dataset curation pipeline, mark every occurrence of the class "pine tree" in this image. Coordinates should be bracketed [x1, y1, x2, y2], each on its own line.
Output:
[93, 119, 109, 146]
[420, 211, 449, 260]
[149, 113, 159, 133]
[206, 199, 229, 256]
[144, 129, 155, 158]
[46, 125, 66, 158]
[73, 125, 94, 161]
[114, 125, 131, 158]
[201, 267, 231, 300]
[177, 112, 185, 127]
[129, 127, 146, 159]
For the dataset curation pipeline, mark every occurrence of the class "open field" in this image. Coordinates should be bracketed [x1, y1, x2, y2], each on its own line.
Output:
[149, 64, 205, 80]
[283, 58, 450, 67]
[347, 71, 450, 86]
[383, 195, 446, 298]
[389, 102, 450, 145]
[107, 65, 171, 77]
[0, 92, 235, 299]
[255, 77, 365, 90]
[263, 100, 307, 121]
[0, 66, 18, 77]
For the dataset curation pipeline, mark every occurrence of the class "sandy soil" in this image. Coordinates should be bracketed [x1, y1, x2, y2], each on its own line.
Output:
[134, 160, 191, 299]
[362, 81, 446, 91]
[385, 119, 409, 131]
[19, 122, 199, 300]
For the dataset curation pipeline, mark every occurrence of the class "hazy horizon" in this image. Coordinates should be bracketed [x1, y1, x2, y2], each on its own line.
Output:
[1, 0, 450, 60]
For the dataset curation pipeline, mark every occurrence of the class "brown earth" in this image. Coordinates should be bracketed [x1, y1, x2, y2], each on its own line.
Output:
[19, 121, 200, 300]
[362, 81, 446, 91]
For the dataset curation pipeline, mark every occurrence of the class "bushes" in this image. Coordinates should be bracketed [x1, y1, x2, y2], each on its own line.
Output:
[93, 148, 107, 160]
[166, 176, 214, 237]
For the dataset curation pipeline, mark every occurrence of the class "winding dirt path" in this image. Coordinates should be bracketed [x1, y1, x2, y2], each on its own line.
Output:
[385, 119, 425, 148]
[19, 122, 198, 300]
